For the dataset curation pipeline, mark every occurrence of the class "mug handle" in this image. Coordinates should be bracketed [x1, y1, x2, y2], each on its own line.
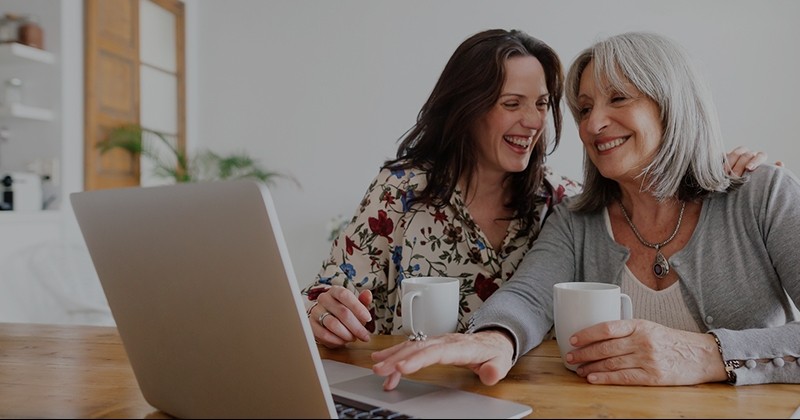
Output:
[620, 293, 633, 320]
[402, 290, 421, 335]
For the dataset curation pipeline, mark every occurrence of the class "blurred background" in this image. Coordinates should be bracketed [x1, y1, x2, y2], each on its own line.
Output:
[1, 0, 798, 325]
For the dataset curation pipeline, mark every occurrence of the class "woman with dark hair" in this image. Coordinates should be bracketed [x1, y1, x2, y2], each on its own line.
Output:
[304, 29, 769, 349]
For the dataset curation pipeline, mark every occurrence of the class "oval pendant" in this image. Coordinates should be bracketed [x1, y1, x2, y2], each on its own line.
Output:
[653, 251, 669, 279]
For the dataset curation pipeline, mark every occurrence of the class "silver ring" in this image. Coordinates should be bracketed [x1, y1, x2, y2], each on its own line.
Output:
[318, 311, 333, 325]
[408, 331, 427, 342]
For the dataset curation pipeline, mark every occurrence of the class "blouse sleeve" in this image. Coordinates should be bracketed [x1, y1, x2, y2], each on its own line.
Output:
[544, 166, 583, 205]
[301, 168, 408, 304]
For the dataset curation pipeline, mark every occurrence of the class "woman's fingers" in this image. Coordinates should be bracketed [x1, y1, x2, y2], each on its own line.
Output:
[725, 147, 767, 176]
[726, 148, 785, 174]
[382, 372, 403, 391]
[311, 286, 372, 346]
[568, 320, 722, 385]
[372, 331, 515, 390]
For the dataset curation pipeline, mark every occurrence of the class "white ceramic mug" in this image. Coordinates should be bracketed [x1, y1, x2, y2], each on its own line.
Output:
[401, 276, 460, 338]
[553, 282, 633, 371]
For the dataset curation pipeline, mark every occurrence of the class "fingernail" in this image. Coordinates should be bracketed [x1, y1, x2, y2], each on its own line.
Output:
[566, 353, 574, 362]
[569, 336, 578, 345]
[587, 374, 597, 383]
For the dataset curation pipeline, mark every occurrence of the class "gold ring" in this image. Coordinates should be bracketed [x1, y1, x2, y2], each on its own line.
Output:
[318, 311, 332, 325]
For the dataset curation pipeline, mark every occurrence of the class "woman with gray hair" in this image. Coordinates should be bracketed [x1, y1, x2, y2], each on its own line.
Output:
[372, 31, 800, 388]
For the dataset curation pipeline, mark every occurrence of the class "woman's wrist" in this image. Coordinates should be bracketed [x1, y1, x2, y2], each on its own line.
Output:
[707, 332, 737, 384]
[476, 327, 517, 361]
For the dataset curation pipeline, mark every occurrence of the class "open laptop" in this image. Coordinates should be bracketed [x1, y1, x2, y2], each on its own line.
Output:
[70, 180, 532, 419]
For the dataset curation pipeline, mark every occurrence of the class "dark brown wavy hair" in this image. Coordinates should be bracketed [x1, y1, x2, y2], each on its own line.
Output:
[383, 29, 564, 236]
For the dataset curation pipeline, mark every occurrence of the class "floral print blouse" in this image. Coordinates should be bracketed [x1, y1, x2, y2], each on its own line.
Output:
[302, 166, 581, 335]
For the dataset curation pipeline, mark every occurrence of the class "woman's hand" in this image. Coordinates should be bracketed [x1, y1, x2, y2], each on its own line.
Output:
[726, 146, 782, 176]
[308, 285, 373, 348]
[372, 330, 515, 390]
[565, 319, 728, 385]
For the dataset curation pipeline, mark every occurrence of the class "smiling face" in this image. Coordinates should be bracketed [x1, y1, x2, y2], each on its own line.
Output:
[576, 61, 664, 185]
[472, 55, 550, 177]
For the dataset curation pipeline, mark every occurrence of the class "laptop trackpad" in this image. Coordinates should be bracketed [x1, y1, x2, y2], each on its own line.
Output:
[332, 374, 442, 404]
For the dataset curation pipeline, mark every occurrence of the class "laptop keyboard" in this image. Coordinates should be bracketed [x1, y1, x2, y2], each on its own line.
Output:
[333, 394, 414, 419]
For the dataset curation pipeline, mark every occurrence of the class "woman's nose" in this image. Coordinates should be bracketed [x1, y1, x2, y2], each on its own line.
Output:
[584, 106, 609, 134]
[521, 107, 544, 131]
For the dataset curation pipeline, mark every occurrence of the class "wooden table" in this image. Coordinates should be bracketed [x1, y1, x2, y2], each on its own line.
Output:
[1, 322, 798, 418]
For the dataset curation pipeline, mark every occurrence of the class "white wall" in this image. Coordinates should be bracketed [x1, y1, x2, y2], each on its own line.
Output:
[194, 0, 800, 287]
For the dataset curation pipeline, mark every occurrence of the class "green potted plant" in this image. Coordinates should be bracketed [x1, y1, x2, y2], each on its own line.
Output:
[97, 124, 297, 187]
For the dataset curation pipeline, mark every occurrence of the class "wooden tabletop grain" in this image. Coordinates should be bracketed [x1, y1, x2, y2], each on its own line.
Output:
[1, 322, 797, 418]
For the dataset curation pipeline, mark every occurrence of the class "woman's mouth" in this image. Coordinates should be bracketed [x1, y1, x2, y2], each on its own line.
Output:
[596, 137, 628, 152]
[504, 135, 533, 150]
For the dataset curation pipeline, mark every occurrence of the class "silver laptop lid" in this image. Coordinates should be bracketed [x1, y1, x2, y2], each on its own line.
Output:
[71, 181, 336, 418]
[72, 181, 533, 419]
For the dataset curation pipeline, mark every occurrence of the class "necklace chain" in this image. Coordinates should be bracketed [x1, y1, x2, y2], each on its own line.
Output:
[618, 200, 685, 250]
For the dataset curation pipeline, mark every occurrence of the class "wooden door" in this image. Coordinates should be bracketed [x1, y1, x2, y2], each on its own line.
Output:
[84, 0, 185, 190]
[84, 0, 141, 190]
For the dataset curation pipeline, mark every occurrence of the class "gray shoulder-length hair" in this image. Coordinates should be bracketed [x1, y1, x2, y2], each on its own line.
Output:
[564, 31, 742, 213]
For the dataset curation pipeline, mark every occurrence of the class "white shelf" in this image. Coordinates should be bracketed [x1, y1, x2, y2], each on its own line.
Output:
[0, 42, 55, 65]
[0, 43, 56, 122]
[0, 103, 54, 121]
[0, 209, 62, 223]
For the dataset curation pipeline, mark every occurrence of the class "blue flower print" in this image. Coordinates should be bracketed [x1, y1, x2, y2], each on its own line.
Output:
[391, 246, 403, 268]
[401, 189, 415, 213]
[339, 263, 356, 280]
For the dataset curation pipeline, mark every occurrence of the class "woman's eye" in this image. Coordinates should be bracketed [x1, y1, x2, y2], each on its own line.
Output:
[537, 100, 550, 109]
[610, 95, 628, 103]
[578, 107, 591, 117]
[503, 102, 520, 109]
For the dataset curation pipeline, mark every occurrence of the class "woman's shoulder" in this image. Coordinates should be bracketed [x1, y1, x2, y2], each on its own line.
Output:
[748, 164, 798, 186]
[734, 164, 798, 195]
[727, 164, 799, 200]
[375, 165, 429, 191]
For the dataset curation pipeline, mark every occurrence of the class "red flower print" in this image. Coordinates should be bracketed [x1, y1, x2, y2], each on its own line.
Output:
[381, 191, 396, 207]
[306, 286, 329, 301]
[368, 210, 394, 243]
[345, 236, 361, 255]
[442, 224, 463, 245]
[554, 184, 566, 204]
[546, 184, 567, 208]
[432, 209, 448, 224]
[467, 247, 482, 264]
[474, 273, 499, 301]
[365, 307, 376, 333]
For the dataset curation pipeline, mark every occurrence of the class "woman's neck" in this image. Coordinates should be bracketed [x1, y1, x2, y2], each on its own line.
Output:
[460, 169, 515, 251]
[617, 185, 683, 226]
[461, 169, 509, 206]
